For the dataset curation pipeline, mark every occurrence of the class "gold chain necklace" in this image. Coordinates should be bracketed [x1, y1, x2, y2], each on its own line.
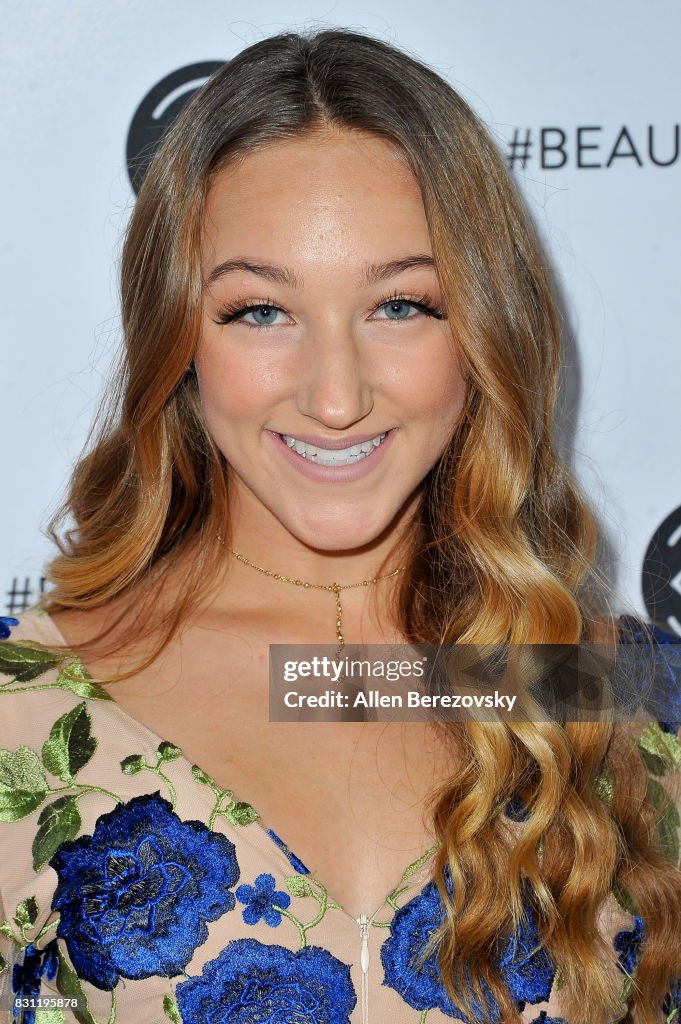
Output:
[227, 546, 406, 653]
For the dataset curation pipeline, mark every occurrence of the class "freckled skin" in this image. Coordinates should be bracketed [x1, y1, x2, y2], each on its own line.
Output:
[196, 127, 467, 578]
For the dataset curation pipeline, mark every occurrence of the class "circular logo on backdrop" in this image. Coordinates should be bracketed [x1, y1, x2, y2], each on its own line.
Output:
[642, 504, 681, 633]
[126, 61, 225, 194]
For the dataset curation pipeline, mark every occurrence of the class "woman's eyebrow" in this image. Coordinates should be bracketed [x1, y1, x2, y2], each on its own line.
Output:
[205, 259, 301, 289]
[204, 254, 436, 289]
[363, 254, 436, 285]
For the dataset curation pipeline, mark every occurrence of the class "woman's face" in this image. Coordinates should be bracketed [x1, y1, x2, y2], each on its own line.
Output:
[196, 127, 467, 551]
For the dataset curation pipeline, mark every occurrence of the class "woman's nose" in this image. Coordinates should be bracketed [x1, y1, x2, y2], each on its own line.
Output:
[294, 321, 374, 427]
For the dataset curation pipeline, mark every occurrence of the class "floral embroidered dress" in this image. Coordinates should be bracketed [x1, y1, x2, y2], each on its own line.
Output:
[0, 607, 680, 1024]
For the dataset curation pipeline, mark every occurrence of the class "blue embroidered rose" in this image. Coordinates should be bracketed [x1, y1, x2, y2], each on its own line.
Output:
[381, 874, 555, 1022]
[175, 938, 356, 1023]
[504, 794, 530, 822]
[380, 877, 491, 1019]
[614, 917, 681, 1017]
[644, 624, 681, 734]
[11, 939, 58, 1023]
[49, 792, 239, 989]
[237, 872, 291, 927]
[610, 921, 679, 1015]
[529, 1015, 566, 1024]
[662, 975, 681, 1017]
[496, 884, 557, 1006]
[618, 616, 681, 733]
[265, 827, 310, 874]
[0, 616, 20, 640]
[614, 914, 645, 977]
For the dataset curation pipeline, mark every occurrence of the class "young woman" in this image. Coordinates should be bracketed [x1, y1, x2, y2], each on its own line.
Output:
[1, 26, 680, 1024]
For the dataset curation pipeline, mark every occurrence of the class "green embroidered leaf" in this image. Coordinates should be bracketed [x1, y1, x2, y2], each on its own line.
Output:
[647, 777, 680, 865]
[191, 764, 236, 804]
[55, 943, 97, 1024]
[0, 747, 48, 821]
[637, 721, 681, 776]
[56, 659, 113, 702]
[157, 741, 182, 762]
[400, 843, 439, 882]
[658, 803, 681, 867]
[35, 1010, 66, 1023]
[163, 994, 183, 1023]
[612, 879, 639, 916]
[0, 921, 16, 940]
[0, 790, 46, 825]
[13, 895, 39, 929]
[385, 885, 411, 909]
[552, 967, 564, 991]
[41, 703, 96, 783]
[32, 797, 82, 871]
[594, 767, 614, 806]
[192, 764, 218, 788]
[120, 754, 146, 776]
[0, 950, 8, 973]
[285, 874, 316, 898]
[224, 801, 259, 827]
[610, 973, 636, 1023]
[0, 642, 63, 682]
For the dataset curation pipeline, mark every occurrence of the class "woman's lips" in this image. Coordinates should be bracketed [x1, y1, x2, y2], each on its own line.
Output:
[276, 431, 389, 449]
[267, 428, 396, 482]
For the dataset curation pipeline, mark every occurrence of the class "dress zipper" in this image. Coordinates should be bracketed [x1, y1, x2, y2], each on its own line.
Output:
[357, 911, 370, 1023]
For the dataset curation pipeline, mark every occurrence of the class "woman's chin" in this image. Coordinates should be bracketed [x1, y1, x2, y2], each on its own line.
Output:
[281, 515, 396, 555]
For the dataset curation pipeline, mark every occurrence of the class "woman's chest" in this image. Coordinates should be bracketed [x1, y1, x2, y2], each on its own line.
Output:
[107, 660, 450, 919]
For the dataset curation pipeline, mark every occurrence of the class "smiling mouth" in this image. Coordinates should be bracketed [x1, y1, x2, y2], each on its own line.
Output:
[278, 431, 389, 466]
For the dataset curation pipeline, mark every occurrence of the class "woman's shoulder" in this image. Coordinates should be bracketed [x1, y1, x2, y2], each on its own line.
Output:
[0, 606, 115, 752]
[1, 605, 67, 649]
[0, 606, 72, 699]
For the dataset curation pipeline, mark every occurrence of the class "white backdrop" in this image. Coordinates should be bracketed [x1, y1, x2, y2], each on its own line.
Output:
[1, 0, 679, 630]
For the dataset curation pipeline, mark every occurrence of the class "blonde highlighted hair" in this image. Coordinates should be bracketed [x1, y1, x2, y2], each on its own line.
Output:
[38, 27, 681, 1024]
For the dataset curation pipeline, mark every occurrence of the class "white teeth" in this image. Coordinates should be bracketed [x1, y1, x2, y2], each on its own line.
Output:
[280, 431, 388, 466]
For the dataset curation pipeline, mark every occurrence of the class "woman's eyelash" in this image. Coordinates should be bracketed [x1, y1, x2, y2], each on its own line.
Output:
[214, 296, 281, 325]
[213, 291, 446, 326]
[376, 291, 446, 321]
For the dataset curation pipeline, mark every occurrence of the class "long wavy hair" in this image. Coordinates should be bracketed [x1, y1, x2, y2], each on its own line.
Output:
[36, 27, 681, 1024]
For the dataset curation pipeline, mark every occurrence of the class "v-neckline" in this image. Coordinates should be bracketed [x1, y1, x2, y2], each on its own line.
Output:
[32, 607, 441, 927]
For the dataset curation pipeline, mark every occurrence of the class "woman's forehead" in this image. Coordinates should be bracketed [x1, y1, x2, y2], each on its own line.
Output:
[201, 131, 431, 273]
[205, 129, 419, 208]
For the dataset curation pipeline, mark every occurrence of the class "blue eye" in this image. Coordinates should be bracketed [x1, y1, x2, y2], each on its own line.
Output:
[377, 299, 419, 320]
[243, 305, 284, 326]
[372, 294, 446, 322]
[214, 300, 288, 327]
